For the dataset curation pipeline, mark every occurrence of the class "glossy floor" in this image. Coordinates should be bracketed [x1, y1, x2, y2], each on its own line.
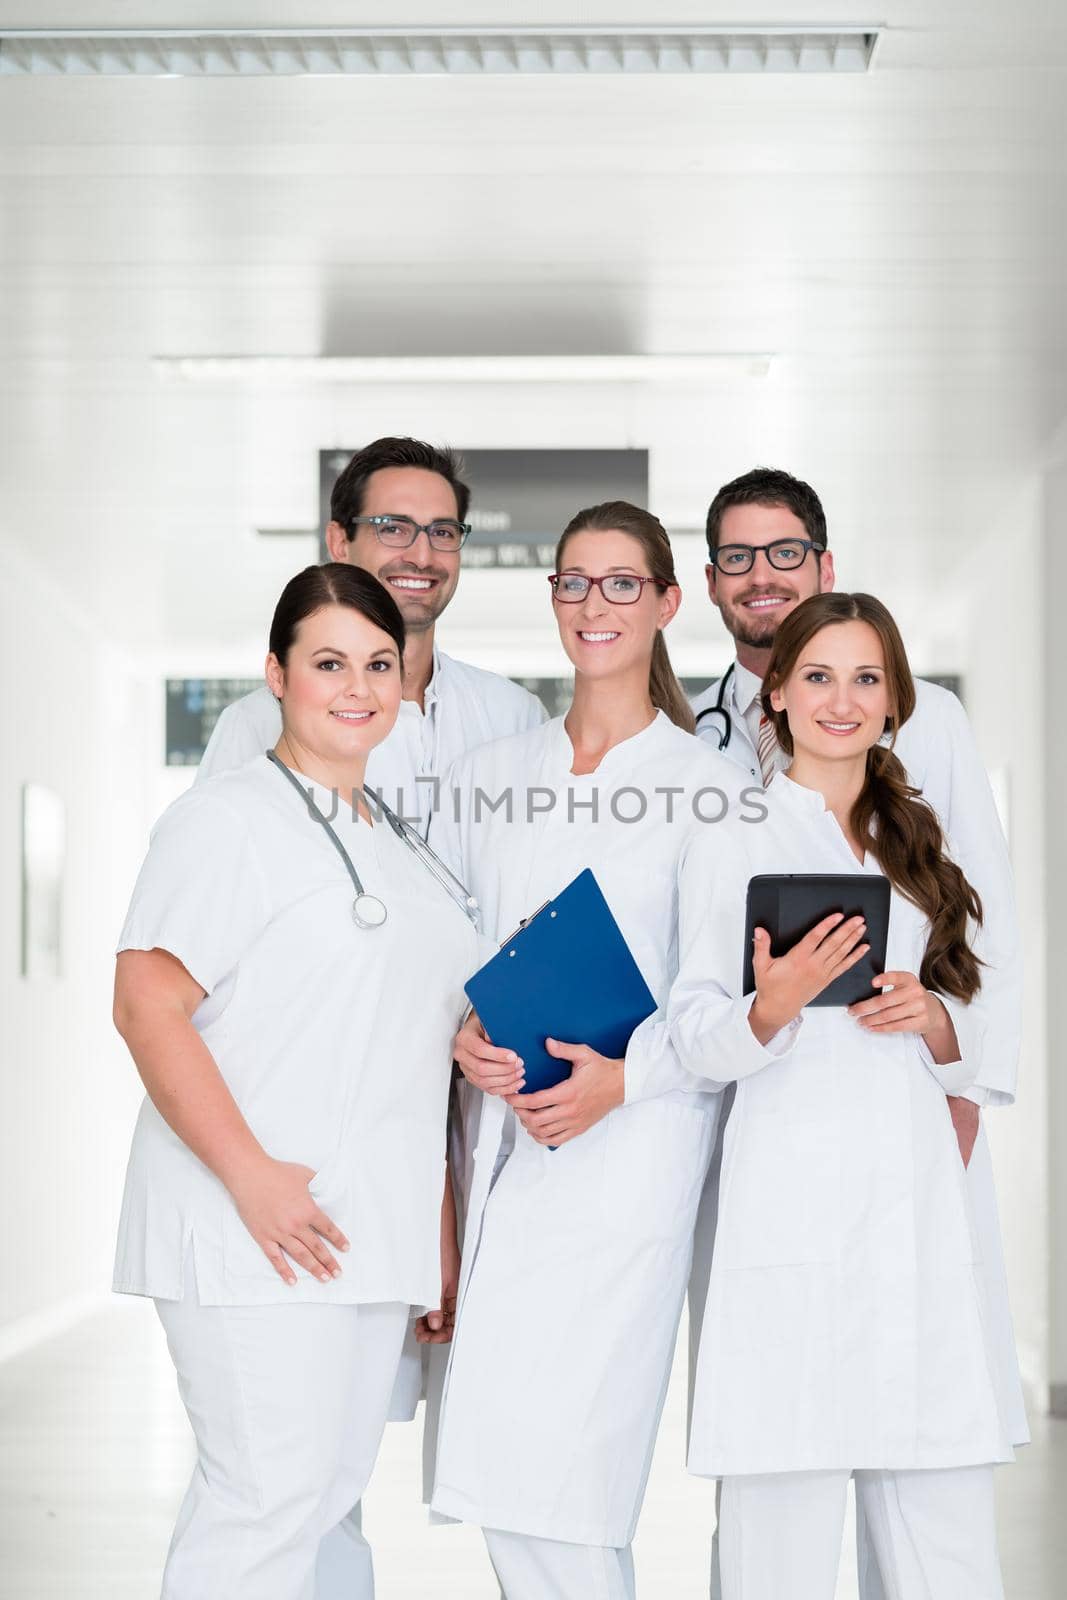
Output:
[1, 1298, 1063, 1597]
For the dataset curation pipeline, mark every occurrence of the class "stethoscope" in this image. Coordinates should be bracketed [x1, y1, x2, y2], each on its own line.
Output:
[694, 661, 736, 752]
[266, 749, 479, 931]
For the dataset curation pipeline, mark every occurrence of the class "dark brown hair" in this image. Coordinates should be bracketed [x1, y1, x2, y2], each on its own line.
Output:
[705, 466, 828, 558]
[330, 436, 470, 528]
[269, 563, 405, 666]
[762, 592, 982, 1003]
[556, 501, 695, 734]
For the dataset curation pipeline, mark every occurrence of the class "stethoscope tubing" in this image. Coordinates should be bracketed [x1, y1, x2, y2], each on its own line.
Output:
[694, 661, 735, 753]
[265, 750, 479, 926]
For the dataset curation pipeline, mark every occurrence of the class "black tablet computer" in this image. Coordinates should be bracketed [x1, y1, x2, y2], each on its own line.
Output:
[742, 873, 892, 1007]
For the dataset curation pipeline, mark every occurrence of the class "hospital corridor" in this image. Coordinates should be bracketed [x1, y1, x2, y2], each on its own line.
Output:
[3, 4, 1067, 1597]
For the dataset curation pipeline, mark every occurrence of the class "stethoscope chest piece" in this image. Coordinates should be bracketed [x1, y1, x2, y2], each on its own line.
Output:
[352, 892, 388, 931]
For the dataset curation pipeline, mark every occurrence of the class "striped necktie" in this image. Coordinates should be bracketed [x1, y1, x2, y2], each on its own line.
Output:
[757, 712, 779, 786]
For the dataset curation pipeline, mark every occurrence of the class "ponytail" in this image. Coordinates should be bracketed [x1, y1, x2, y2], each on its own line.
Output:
[650, 631, 696, 733]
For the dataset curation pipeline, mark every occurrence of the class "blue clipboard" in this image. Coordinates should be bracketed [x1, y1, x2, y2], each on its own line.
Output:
[464, 868, 657, 1096]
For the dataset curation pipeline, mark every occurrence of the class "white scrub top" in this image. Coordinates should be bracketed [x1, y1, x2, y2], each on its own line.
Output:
[669, 773, 1015, 1476]
[430, 713, 753, 1547]
[197, 648, 546, 838]
[113, 755, 485, 1308]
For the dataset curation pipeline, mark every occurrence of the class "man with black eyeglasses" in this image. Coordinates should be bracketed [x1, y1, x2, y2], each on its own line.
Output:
[199, 435, 545, 836]
[689, 467, 1027, 1600]
[197, 436, 542, 1600]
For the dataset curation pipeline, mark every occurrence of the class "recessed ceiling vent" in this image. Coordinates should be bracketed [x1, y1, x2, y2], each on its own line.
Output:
[0, 26, 881, 77]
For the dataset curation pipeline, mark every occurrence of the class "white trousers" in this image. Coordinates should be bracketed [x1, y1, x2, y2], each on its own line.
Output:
[710, 1481, 872, 1600]
[314, 1321, 425, 1600]
[485, 1528, 636, 1600]
[155, 1284, 409, 1600]
[716, 1466, 1004, 1600]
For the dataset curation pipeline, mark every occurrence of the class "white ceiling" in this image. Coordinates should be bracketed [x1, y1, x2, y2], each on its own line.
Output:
[1, 0, 1065, 679]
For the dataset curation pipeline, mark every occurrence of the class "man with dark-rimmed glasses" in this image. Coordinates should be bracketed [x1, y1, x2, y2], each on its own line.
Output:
[200, 435, 545, 836]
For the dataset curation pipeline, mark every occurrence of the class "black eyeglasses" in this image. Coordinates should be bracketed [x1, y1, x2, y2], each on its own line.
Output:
[709, 538, 824, 575]
[548, 572, 665, 605]
[348, 515, 471, 552]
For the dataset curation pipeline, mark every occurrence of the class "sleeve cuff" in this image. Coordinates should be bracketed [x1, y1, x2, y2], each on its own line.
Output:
[623, 1013, 711, 1104]
[914, 994, 985, 1095]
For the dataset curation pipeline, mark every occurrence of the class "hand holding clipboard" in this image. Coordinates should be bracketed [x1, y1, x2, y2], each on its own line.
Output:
[462, 871, 657, 1146]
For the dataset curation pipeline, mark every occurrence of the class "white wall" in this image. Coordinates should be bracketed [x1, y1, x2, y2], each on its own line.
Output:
[1, 541, 153, 1352]
[960, 475, 1049, 1405]
[1041, 446, 1067, 1412]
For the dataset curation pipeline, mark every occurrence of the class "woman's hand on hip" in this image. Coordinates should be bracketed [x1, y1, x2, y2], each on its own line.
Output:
[749, 914, 869, 1043]
[453, 1011, 525, 1097]
[228, 1156, 349, 1287]
[508, 1040, 624, 1146]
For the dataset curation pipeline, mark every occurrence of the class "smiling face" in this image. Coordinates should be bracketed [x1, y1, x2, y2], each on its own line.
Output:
[265, 602, 403, 769]
[707, 501, 835, 652]
[324, 464, 462, 632]
[769, 619, 891, 763]
[552, 527, 680, 684]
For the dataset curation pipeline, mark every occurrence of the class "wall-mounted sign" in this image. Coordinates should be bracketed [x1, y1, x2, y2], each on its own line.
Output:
[166, 678, 262, 765]
[319, 448, 649, 568]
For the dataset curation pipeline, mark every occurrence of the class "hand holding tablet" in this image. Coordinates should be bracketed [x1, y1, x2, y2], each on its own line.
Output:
[742, 873, 892, 1010]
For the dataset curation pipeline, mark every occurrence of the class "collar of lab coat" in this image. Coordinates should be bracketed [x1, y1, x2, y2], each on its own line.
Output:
[420, 643, 444, 710]
[730, 658, 766, 718]
[546, 708, 672, 778]
[767, 769, 830, 815]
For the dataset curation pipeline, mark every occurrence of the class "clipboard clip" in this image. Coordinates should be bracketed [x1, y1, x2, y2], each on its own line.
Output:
[499, 899, 552, 949]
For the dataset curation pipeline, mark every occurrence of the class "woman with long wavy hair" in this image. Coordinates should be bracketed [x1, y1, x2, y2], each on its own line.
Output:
[668, 591, 1014, 1599]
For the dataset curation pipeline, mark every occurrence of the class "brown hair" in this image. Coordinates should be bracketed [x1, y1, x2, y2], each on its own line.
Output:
[556, 501, 695, 733]
[330, 436, 470, 527]
[705, 466, 828, 557]
[269, 563, 405, 666]
[762, 592, 982, 1003]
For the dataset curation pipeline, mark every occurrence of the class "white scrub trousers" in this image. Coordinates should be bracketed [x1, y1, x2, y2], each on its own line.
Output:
[716, 1466, 1004, 1600]
[485, 1528, 636, 1600]
[155, 1283, 410, 1600]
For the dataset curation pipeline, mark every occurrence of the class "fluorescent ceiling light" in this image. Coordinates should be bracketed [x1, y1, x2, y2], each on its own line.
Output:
[153, 354, 773, 384]
[0, 27, 881, 77]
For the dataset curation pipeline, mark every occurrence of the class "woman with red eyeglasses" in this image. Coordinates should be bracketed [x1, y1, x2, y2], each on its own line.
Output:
[426, 502, 760, 1598]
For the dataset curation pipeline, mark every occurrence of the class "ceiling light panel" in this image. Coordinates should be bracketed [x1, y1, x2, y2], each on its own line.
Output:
[0, 27, 881, 77]
[152, 355, 774, 384]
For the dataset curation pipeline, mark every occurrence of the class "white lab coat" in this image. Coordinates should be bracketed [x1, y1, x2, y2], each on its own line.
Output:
[429, 713, 753, 1547]
[669, 773, 1015, 1476]
[114, 755, 484, 1307]
[690, 669, 1028, 1447]
[197, 648, 547, 837]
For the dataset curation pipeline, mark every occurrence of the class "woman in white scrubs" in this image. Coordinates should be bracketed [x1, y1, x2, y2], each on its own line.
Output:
[669, 592, 1013, 1600]
[112, 563, 483, 1600]
[428, 502, 753, 1598]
